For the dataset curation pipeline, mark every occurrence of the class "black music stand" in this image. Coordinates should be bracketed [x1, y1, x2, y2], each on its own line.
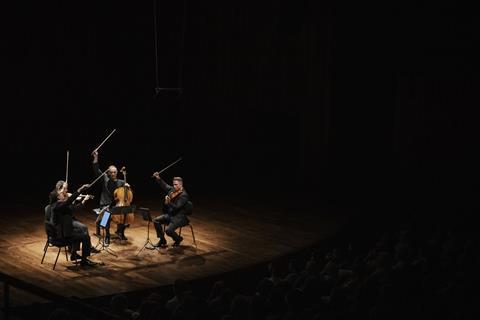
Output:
[110, 205, 136, 216]
[94, 208, 118, 257]
[136, 207, 156, 256]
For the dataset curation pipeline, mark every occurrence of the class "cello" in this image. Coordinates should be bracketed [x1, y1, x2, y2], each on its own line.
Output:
[112, 167, 135, 228]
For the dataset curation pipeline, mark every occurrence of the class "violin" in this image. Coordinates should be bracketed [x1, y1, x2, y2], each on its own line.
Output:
[166, 188, 183, 204]
[77, 194, 94, 201]
[67, 193, 95, 202]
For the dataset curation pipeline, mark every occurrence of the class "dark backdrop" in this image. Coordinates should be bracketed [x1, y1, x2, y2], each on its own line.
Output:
[2, 2, 478, 214]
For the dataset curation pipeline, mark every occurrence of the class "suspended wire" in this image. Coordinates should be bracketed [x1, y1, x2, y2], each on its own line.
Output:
[153, 0, 160, 90]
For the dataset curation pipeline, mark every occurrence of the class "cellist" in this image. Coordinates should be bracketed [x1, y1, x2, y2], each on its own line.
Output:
[92, 150, 131, 244]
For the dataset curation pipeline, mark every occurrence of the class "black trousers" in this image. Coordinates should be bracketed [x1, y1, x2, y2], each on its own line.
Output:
[71, 220, 91, 257]
[153, 213, 188, 242]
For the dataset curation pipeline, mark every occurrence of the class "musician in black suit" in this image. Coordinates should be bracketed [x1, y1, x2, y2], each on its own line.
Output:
[151, 174, 190, 247]
[49, 181, 97, 266]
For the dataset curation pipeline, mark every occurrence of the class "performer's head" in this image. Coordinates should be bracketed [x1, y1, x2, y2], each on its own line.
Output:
[55, 180, 67, 191]
[172, 177, 183, 192]
[107, 165, 118, 180]
[50, 180, 68, 203]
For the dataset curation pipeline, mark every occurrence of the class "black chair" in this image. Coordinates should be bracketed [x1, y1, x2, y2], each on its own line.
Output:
[174, 201, 197, 247]
[178, 222, 197, 248]
[41, 205, 77, 270]
[161, 201, 197, 247]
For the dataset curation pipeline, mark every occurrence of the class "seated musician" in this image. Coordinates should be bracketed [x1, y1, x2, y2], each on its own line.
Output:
[49, 181, 98, 266]
[92, 150, 131, 244]
[151, 173, 190, 247]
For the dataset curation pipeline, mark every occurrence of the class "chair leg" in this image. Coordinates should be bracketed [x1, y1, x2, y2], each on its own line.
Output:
[190, 225, 197, 247]
[65, 246, 69, 261]
[53, 247, 61, 270]
[41, 240, 49, 264]
[70, 247, 79, 267]
[179, 227, 182, 236]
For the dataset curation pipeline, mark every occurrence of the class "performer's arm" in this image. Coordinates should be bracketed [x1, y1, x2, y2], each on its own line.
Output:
[57, 185, 89, 211]
[92, 150, 102, 176]
[56, 191, 80, 210]
[155, 177, 173, 193]
[73, 202, 84, 211]
[73, 194, 92, 211]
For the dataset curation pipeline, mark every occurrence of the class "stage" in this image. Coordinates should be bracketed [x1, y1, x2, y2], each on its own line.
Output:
[0, 196, 347, 307]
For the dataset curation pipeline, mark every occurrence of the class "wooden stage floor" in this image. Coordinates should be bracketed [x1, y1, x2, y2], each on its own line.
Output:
[0, 197, 346, 307]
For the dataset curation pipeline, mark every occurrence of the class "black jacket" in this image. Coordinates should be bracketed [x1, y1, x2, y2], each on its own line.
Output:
[156, 179, 189, 216]
[50, 191, 82, 239]
[93, 162, 125, 207]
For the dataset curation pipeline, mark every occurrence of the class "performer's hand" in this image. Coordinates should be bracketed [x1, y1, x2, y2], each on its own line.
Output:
[81, 195, 92, 204]
[77, 184, 90, 193]
[92, 150, 99, 161]
[125, 183, 131, 188]
[152, 172, 160, 180]
[165, 195, 171, 204]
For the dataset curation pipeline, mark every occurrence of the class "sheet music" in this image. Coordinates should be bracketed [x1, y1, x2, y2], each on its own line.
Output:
[100, 211, 111, 227]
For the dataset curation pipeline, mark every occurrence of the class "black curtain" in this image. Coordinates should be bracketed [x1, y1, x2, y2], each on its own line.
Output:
[2, 2, 478, 213]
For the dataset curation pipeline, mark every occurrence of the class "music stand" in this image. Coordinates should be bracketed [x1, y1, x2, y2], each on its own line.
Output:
[110, 205, 136, 216]
[136, 207, 156, 256]
[94, 208, 118, 257]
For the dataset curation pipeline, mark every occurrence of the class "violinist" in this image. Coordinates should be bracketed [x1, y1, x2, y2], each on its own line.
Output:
[49, 181, 98, 267]
[92, 150, 130, 243]
[151, 173, 189, 247]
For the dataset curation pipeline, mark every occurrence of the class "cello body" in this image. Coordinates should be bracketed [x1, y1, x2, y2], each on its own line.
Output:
[112, 168, 135, 225]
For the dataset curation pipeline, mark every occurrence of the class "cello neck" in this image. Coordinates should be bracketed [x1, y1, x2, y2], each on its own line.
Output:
[120, 166, 127, 184]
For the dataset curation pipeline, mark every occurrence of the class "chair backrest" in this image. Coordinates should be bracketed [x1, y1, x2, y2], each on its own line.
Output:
[44, 221, 70, 246]
[44, 205, 53, 224]
[44, 205, 67, 244]
[184, 201, 193, 215]
[44, 205, 56, 240]
[44, 222, 57, 239]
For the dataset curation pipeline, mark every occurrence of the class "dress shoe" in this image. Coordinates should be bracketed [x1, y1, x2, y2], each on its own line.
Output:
[115, 230, 128, 241]
[80, 258, 98, 267]
[90, 247, 100, 254]
[173, 236, 183, 247]
[70, 252, 82, 261]
[105, 236, 110, 246]
[154, 239, 167, 247]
